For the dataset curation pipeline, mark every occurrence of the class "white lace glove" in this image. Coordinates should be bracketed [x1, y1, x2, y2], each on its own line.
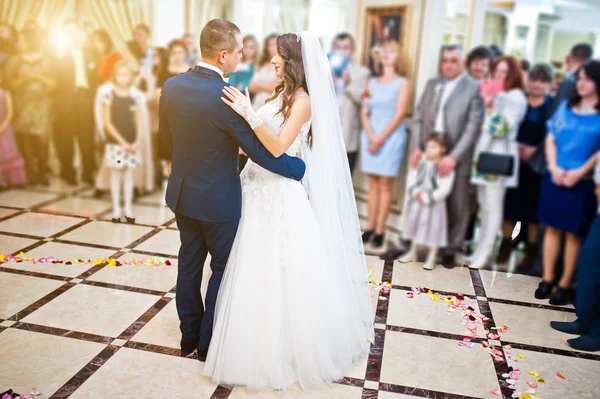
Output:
[222, 86, 263, 129]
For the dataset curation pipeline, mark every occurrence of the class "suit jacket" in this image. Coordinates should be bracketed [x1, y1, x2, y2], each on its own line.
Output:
[160, 65, 306, 223]
[52, 47, 96, 113]
[549, 71, 575, 117]
[410, 75, 483, 175]
[338, 63, 370, 153]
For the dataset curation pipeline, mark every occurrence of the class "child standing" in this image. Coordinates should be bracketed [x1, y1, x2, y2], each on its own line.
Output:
[102, 62, 142, 223]
[0, 72, 27, 188]
[399, 134, 455, 270]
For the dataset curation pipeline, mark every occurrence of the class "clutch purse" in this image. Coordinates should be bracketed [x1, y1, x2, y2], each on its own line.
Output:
[476, 152, 514, 176]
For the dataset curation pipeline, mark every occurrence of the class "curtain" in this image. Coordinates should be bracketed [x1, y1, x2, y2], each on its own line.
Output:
[81, 0, 154, 51]
[0, 0, 75, 29]
[273, 0, 309, 35]
[186, 0, 230, 47]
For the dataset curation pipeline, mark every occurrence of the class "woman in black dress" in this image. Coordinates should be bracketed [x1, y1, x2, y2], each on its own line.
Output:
[497, 63, 554, 267]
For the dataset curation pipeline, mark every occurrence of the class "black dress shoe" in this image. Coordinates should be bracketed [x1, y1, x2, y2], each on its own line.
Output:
[125, 216, 136, 224]
[181, 340, 198, 357]
[567, 335, 600, 352]
[534, 280, 554, 299]
[549, 286, 573, 306]
[550, 320, 586, 335]
[197, 349, 208, 362]
[111, 218, 121, 223]
[442, 254, 456, 269]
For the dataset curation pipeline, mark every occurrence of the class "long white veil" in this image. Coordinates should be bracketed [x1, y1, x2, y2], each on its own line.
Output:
[299, 32, 374, 347]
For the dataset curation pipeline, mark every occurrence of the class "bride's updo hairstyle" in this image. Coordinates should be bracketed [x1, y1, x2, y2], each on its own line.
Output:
[267, 33, 312, 146]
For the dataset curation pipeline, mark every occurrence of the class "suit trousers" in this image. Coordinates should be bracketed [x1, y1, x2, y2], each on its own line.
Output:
[471, 184, 506, 267]
[54, 89, 95, 181]
[575, 215, 600, 338]
[446, 172, 473, 253]
[175, 213, 239, 351]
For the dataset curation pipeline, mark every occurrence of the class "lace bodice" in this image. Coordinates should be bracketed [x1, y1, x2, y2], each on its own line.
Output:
[256, 94, 311, 156]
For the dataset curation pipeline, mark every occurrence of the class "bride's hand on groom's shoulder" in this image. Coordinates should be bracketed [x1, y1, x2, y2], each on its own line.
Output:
[221, 86, 263, 129]
[221, 86, 251, 113]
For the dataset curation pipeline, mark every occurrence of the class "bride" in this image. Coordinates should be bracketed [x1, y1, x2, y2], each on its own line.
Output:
[204, 32, 373, 390]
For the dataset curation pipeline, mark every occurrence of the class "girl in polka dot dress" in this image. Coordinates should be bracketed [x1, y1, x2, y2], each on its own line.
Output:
[102, 61, 142, 223]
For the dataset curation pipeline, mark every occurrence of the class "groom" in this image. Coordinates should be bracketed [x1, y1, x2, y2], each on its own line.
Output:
[159, 19, 306, 361]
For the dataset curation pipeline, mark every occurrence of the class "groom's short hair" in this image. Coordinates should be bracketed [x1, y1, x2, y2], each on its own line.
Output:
[200, 19, 241, 59]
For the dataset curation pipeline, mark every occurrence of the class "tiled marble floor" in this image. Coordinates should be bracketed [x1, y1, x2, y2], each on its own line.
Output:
[1, 181, 599, 399]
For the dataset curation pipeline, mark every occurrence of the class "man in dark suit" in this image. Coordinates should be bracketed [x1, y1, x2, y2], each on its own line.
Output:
[159, 19, 305, 361]
[53, 19, 97, 185]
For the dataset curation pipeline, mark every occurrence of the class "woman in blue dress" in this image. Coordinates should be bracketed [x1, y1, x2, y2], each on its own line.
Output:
[535, 60, 600, 305]
[360, 41, 410, 251]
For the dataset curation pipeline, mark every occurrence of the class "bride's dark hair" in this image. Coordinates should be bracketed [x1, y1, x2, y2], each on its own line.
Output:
[267, 33, 312, 147]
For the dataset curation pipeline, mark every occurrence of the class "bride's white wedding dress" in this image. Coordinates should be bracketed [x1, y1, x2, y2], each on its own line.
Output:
[204, 93, 369, 390]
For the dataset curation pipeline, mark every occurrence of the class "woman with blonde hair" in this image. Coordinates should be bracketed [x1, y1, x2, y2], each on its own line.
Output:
[360, 41, 411, 252]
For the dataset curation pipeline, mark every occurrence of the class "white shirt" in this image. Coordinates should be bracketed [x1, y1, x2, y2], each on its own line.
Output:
[197, 61, 227, 82]
[434, 73, 464, 133]
[72, 48, 89, 89]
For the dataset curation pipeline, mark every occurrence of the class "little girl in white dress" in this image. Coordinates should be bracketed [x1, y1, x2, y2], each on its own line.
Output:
[399, 134, 455, 270]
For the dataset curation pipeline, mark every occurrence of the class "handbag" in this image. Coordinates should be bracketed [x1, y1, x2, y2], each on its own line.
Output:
[476, 121, 514, 176]
[476, 152, 514, 176]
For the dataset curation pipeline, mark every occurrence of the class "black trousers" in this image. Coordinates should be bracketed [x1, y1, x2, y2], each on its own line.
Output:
[347, 151, 358, 174]
[175, 213, 240, 351]
[53, 89, 95, 181]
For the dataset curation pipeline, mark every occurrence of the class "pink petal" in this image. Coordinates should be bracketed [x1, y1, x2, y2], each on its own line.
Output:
[526, 381, 538, 388]
[557, 371, 565, 379]
[491, 389, 501, 396]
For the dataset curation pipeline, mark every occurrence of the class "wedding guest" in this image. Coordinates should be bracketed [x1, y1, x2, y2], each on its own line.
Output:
[101, 62, 142, 223]
[550, 43, 592, 115]
[228, 35, 259, 172]
[521, 59, 531, 86]
[405, 45, 483, 267]
[330, 33, 370, 173]
[360, 41, 410, 252]
[463, 45, 494, 252]
[466, 46, 493, 81]
[166, 39, 190, 79]
[133, 24, 153, 69]
[151, 47, 169, 184]
[6, 28, 55, 186]
[550, 72, 565, 96]
[95, 43, 155, 196]
[550, 160, 600, 352]
[535, 60, 600, 305]
[52, 19, 96, 185]
[0, 71, 26, 187]
[0, 21, 18, 67]
[249, 33, 279, 110]
[469, 56, 527, 269]
[182, 33, 198, 65]
[399, 134, 455, 270]
[228, 35, 258, 92]
[92, 29, 121, 85]
[498, 63, 553, 268]
[153, 47, 170, 87]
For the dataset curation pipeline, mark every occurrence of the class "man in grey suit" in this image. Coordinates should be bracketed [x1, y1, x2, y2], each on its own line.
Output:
[408, 45, 484, 267]
[330, 33, 371, 173]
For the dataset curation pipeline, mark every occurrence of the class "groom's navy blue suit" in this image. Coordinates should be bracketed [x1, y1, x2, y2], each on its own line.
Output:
[159, 65, 306, 353]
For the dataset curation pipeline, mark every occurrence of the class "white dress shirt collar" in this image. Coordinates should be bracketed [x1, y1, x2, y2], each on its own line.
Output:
[197, 61, 225, 80]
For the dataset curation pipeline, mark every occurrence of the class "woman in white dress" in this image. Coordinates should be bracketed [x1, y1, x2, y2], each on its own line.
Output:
[204, 32, 373, 391]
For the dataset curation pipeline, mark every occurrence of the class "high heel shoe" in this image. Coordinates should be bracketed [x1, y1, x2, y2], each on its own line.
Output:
[125, 216, 136, 224]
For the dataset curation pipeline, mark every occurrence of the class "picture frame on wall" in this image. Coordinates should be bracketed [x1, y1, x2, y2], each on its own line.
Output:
[362, 6, 409, 76]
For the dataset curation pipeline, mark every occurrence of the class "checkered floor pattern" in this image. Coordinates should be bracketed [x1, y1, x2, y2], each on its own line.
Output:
[0, 180, 598, 399]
